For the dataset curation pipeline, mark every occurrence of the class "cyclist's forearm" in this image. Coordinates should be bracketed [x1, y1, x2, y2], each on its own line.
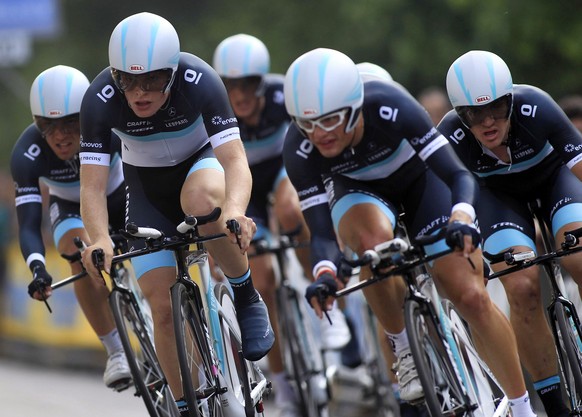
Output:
[222, 153, 252, 215]
[80, 165, 110, 245]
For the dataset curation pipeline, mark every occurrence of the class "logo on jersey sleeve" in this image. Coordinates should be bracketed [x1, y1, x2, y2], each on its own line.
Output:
[211, 116, 237, 126]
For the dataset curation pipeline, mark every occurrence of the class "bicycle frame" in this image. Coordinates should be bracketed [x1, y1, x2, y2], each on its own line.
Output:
[485, 199, 582, 414]
[335, 232, 510, 417]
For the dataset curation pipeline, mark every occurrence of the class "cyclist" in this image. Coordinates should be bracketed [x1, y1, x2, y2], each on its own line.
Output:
[78, 13, 274, 416]
[212, 33, 350, 416]
[12, 65, 131, 391]
[438, 49, 582, 417]
[283, 48, 536, 416]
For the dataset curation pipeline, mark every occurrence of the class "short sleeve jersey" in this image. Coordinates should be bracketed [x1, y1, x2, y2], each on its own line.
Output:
[437, 84, 582, 194]
[11, 124, 123, 262]
[80, 52, 240, 168]
[283, 79, 476, 268]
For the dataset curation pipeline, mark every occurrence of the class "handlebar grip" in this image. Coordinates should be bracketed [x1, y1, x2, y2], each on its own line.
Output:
[126, 222, 163, 239]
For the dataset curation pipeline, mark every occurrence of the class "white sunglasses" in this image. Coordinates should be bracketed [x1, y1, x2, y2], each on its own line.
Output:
[294, 109, 348, 133]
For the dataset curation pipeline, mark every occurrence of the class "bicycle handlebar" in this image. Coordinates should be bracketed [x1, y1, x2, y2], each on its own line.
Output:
[335, 227, 452, 298]
[484, 226, 582, 280]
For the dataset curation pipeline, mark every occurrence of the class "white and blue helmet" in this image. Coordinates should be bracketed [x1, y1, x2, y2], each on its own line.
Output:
[284, 48, 363, 132]
[212, 34, 270, 78]
[446, 50, 513, 108]
[30, 65, 90, 118]
[108, 12, 180, 93]
[356, 62, 393, 82]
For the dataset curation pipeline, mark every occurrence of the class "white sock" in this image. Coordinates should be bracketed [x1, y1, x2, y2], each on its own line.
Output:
[386, 329, 409, 356]
[98, 329, 123, 356]
[509, 392, 536, 417]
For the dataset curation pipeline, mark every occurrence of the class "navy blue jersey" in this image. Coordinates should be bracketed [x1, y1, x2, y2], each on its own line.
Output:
[11, 124, 123, 264]
[80, 52, 240, 168]
[438, 84, 582, 195]
[283, 79, 478, 271]
[240, 74, 290, 166]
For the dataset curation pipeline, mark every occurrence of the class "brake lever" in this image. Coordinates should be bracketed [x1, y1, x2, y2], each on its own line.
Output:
[226, 219, 242, 249]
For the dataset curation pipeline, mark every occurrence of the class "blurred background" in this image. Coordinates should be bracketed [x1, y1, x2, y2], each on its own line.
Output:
[0, 0, 580, 413]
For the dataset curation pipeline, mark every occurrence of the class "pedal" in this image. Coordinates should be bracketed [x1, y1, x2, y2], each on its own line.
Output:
[109, 377, 132, 392]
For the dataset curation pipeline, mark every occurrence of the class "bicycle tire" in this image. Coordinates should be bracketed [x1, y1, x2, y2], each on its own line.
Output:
[442, 300, 510, 417]
[554, 301, 582, 413]
[172, 281, 223, 417]
[277, 283, 327, 417]
[404, 298, 471, 417]
[214, 282, 267, 417]
[109, 289, 179, 417]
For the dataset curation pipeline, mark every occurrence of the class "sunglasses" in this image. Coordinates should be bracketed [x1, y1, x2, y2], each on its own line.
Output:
[222, 76, 262, 92]
[111, 68, 173, 92]
[294, 108, 349, 133]
[455, 94, 513, 128]
[35, 114, 80, 136]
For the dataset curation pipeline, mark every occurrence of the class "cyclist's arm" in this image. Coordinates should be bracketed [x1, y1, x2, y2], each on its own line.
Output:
[213, 138, 254, 250]
[80, 163, 112, 274]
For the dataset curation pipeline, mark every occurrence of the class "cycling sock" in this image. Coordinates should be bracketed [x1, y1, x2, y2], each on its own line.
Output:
[226, 268, 260, 307]
[508, 392, 536, 417]
[386, 328, 409, 357]
[534, 375, 569, 416]
[99, 328, 123, 356]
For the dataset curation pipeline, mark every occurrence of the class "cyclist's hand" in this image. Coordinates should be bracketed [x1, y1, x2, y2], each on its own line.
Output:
[446, 221, 480, 257]
[305, 272, 338, 318]
[226, 215, 257, 254]
[28, 261, 53, 300]
[81, 241, 112, 283]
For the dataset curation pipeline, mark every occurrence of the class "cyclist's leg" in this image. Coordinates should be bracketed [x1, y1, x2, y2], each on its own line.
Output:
[181, 155, 274, 361]
[403, 170, 533, 415]
[549, 166, 582, 294]
[52, 200, 130, 390]
[330, 184, 421, 401]
[480, 188, 568, 416]
[136, 263, 183, 398]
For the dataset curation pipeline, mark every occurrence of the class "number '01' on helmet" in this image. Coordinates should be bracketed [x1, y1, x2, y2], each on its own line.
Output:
[212, 34, 270, 78]
[446, 50, 513, 108]
[284, 48, 363, 133]
[108, 12, 180, 93]
[30, 65, 90, 118]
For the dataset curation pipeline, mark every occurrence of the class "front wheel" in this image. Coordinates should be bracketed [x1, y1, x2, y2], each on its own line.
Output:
[442, 300, 509, 417]
[554, 301, 582, 413]
[172, 282, 223, 417]
[404, 298, 469, 417]
[109, 289, 179, 417]
[214, 282, 268, 416]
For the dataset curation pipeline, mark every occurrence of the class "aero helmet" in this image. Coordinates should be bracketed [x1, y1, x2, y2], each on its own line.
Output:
[212, 34, 270, 78]
[108, 12, 180, 93]
[284, 48, 363, 133]
[30, 65, 90, 118]
[446, 50, 513, 108]
[356, 62, 393, 82]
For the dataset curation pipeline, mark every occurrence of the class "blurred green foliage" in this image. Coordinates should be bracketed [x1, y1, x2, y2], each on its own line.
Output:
[1, 0, 581, 169]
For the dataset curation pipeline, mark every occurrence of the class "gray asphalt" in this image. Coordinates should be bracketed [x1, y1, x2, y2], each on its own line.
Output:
[0, 356, 280, 417]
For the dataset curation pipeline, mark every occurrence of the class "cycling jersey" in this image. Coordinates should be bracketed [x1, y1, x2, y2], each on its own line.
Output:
[11, 123, 123, 266]
[80, 52, 239, 168]
[79, 52, 241, 277]
[240, 73, 289, 166]
[437, 84, 582, 254]
[283, 79, 478, 273]
[238, 74, 290, 236]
